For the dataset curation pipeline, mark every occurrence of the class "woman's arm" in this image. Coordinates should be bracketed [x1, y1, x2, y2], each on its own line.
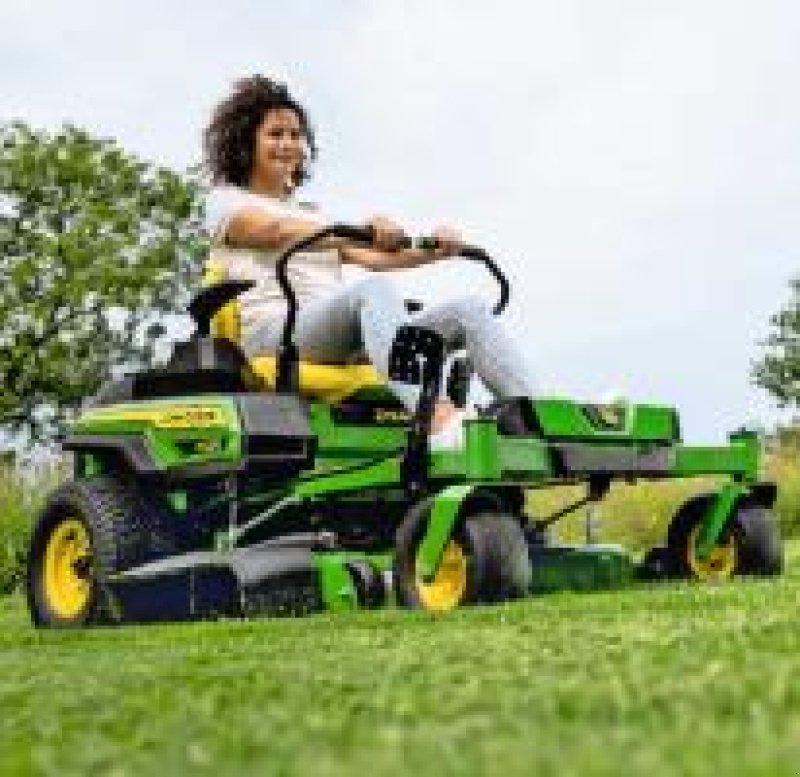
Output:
[222, 207, 409, 254]
[340, 244, 436, 270]
[340, 226, 463, 270]
[223, 206, 339, 251]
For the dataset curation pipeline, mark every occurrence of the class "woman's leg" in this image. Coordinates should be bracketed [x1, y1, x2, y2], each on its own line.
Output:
[243, 277, 535, 408]
[411, 296, 536, 398]
[242, 275, 421, 408]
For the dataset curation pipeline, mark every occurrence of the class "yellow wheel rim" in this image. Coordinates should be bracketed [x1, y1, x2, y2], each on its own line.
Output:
[686, 524, 737, 582]
[43, 518, 92, 619]
[416, 540, 468, 612]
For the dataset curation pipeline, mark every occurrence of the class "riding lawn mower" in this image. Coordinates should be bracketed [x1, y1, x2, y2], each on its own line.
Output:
[26, 225, 783, 626]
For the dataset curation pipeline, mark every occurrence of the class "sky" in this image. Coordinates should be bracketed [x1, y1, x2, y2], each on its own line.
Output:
[2, 0, 799, 441]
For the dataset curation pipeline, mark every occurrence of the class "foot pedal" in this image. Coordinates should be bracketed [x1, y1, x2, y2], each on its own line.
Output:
[388, 325, 445, 385]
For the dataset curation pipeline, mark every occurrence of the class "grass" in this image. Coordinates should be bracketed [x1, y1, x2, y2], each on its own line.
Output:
[2, 545, 800, 776]
[0, 462, 65, 594]
[770, 447, 800, 534]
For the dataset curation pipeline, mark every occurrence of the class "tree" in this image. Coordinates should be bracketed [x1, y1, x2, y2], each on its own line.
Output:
[0, 122, 207, 443]
[753, 277, 800, 407]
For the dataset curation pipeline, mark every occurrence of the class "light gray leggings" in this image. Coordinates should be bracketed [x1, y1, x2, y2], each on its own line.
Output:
[243, 275, 535, 410]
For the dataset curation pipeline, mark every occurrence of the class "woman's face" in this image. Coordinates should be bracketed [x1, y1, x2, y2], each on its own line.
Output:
[252, 107, 304, 192]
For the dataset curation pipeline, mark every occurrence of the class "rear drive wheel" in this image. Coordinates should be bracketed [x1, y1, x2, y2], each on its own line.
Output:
[666, 494, 783, 582]
[27, 477, 177, 627]
[393, 501, 531, 612]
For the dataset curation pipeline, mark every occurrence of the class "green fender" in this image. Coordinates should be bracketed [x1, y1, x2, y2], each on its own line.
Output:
[415, 484, 477, 582]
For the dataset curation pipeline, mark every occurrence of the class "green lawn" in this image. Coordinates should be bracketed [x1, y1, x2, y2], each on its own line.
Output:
[2, 548, 800, 777]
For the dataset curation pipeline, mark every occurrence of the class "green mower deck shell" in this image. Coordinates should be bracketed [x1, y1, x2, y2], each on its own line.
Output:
[528, 544, 636, 594]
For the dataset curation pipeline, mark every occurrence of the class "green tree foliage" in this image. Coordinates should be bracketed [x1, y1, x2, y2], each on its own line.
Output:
[753, 277, 800, 407]
[0, 122, 206, 443]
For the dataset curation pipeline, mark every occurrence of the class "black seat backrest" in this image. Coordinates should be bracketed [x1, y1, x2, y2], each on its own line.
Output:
[188, 280, 255, 336]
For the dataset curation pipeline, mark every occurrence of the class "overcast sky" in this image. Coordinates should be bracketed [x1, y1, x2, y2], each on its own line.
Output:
[3, 1, 799, 440]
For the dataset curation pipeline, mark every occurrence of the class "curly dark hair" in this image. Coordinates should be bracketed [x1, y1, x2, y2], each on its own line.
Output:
[203, 75, 317, 188]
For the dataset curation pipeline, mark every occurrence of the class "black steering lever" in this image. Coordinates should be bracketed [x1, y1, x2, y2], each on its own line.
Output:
[274, 223, 510, 392]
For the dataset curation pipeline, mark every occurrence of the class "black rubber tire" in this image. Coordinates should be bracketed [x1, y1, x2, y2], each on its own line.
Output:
[26, 477, 178, 628]
[666, 493, 783, 580]
[732, 504, 783, 575]
[393, 500, 531, 611]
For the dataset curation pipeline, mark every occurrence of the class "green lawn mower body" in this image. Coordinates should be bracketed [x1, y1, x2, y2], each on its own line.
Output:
[26, 225, 782, 626]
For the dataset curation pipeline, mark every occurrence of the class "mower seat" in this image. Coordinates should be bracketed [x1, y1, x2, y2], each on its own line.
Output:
[203, 259, 385, 404]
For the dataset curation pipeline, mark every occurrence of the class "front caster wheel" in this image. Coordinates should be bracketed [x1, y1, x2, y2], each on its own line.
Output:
[393, 501, 531, 613]
[666, 494, 783, 582]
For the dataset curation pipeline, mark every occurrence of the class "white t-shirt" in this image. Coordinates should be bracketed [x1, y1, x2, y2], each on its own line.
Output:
[204, 185, 342, 337]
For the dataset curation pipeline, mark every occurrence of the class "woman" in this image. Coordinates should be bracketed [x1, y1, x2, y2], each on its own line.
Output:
[203, 75, 535, 447]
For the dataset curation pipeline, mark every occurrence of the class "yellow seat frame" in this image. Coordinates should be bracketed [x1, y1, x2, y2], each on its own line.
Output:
[203, 259, 384, 404]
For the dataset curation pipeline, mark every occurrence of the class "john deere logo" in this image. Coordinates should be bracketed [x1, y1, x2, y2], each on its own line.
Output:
[582, 403, 627, 431]
[155, 407, 224, 428]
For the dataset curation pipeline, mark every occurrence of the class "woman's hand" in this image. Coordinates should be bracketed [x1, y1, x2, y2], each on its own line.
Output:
[430, 225, 463, 258]
[366, 215, 408, 252]
[340, 219, 464, 271]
